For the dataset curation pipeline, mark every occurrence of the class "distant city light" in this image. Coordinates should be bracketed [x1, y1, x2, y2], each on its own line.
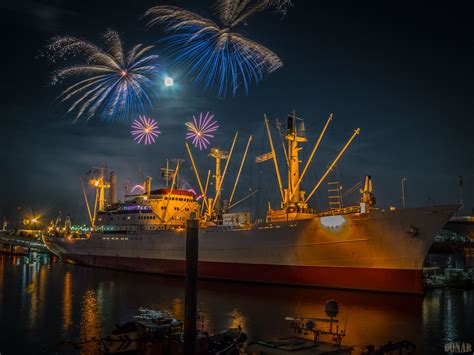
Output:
[164, 77, 174, 86]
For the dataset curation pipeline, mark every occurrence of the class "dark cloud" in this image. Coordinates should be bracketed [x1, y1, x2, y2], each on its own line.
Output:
[2, 1, 78, 33]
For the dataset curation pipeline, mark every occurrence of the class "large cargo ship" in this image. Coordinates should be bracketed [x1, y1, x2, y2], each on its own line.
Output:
[43, 113, 458, 294]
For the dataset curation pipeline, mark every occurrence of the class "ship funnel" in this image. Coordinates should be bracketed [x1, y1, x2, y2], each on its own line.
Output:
[109, 172, 117, 205]
[361, 175, 376, 207]
[144, 176, 152, 195]
[363, 175, 372, 193]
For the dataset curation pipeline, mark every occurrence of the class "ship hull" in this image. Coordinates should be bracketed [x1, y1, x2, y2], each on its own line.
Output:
[59, 254, 424, 293]
[43, 205, 458, 294]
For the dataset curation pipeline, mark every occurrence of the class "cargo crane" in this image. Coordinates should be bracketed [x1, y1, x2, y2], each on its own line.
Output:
[263, 112, 360, 221]
[80, 166, 116, 228]
[186, 133, 252, 223]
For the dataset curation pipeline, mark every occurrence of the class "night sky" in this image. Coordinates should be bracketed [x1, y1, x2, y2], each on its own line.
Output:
[1, 0, 473, 225]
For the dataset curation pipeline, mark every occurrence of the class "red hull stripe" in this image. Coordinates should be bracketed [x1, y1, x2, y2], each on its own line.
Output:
[64, 254, 424, 294]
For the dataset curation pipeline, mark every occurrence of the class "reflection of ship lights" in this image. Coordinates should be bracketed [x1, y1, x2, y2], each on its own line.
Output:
[320, 215, 346, 228]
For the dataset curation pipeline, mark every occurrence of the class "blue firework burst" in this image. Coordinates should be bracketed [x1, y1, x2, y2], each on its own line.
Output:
[146, 4, 285, 97]
[48, 30, 160, 121]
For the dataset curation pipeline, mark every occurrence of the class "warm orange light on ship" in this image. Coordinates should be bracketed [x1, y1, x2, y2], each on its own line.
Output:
[320, 215, 346, 229]
[90, 179, 99, 187]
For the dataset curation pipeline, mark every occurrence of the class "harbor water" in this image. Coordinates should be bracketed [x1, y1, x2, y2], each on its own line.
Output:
[0, 253, 473, 354]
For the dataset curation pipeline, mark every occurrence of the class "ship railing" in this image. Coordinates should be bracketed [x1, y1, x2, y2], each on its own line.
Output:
[315, 205, 361, 217]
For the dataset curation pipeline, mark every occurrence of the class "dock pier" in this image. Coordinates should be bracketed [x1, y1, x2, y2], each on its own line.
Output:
[0, 233, 51, 255]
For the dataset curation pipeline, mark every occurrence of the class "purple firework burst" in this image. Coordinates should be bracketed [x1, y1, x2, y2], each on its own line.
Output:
[131, 116, 161, 145]
[185, 112, 219, 150]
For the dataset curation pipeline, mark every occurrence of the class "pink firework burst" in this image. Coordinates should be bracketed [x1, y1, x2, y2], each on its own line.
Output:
[185, 112, 219, 150]
[131, 115, 161, 145]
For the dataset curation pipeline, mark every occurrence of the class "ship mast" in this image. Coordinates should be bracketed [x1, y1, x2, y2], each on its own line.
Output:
[264, 112, 360, 215]
[209, 132, 238, 214]
[284, 112, 308, 210]
[209, 147, 229, 212]
[80, 166, 111, 228]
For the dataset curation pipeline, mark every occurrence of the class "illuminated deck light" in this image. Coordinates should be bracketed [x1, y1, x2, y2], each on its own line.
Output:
[320, 215, 346, 228]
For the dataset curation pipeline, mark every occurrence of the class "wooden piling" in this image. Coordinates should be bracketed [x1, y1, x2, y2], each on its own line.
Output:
[184, 214, 199, 355]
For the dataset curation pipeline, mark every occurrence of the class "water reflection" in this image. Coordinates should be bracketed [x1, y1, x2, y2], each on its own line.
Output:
[38, 264, 47, 322]
[444, 293, 457, 342]
[63, 271, 72, 330]
[79, 288, 103, 353]
[193, 281, 424, 351]
[21, 255, 45, 329]
[171, 298, 184, 320]
[26, 259, 38, 328]
[197, 302, 214, 334]
[0, 255, 472, 354]
[227, 309, 247, 332]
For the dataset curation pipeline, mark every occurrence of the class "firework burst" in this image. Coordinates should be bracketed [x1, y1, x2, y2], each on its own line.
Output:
[48, 30, 160, 121]
[131, 116, 161, 145]
[146, 1, 290, 97]
[185, 112, 219, 150]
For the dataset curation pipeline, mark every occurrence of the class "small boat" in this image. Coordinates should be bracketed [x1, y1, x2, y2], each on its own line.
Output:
[99, 307, 246, 355]
[243, 301, 417, 355]
[244, 300, 353, 354]
[102, 318, 246, 354]
[61, 308, 246, 354]
[443, 268, 473, 289]
[423, 267, 446, 288]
